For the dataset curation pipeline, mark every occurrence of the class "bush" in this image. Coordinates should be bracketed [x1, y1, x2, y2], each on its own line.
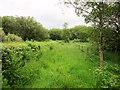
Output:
[7, 33, 23, 42]
[2, 33, 23, 42]
[2, 44, 42, 88]
[95, 66, 120, 88]
[0, 28, 23, 42]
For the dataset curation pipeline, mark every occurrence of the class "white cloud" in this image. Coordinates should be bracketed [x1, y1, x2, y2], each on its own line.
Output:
[0, 0, 89, 29]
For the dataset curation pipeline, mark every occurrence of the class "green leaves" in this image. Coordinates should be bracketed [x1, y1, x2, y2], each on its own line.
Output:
[2, 44, 42, 87]
[49, 28, 63, 40]
[2, 16, 49, 41]
[95, 66, 120, 88]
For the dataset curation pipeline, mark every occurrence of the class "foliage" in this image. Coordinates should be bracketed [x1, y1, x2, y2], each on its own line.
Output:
[62, 29, 71, 43]
[89, 27, 120, 52]
[49, 28, 63, 40]
[5, 33, 23, 42]
[95, 66, 120, 88]
[2, 44, 42, 88]
[2, 16, 49, 41]
[103, 28, 120, 52]
[48, 25, 93, 42]
[0, 28, 23, 42]
[48, 25, 97, 43]
[107, 2, 120, 31]
[69, 25, 93, 42]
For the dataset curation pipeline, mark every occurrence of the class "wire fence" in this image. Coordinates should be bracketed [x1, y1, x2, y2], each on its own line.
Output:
[77, 43, 120, 70]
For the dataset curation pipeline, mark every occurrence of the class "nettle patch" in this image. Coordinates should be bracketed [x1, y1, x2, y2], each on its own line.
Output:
[2, 44, 42, 88]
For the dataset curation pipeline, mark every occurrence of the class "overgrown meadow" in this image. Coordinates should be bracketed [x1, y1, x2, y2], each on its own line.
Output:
[2, 40, 120, 88]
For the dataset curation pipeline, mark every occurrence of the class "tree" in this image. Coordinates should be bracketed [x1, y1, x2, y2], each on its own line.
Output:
[2, 16, 49, 41]
[62, 22, 70, 42]
[63, 22, 68, 29]
[70, 25, 93, 41]
[49, 28, 63, 40]
[62, 0, 113, 67]
[106, 2, 120, 52]
[108, 2, 120, 31]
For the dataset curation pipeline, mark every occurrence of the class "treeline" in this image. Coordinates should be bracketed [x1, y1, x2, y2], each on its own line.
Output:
[48, 27, 120, 52]
[0, 16, 92, 42]
[0, 16, 120, 52]
[1, 16, 49, 41]
[48, 26, 92, 42]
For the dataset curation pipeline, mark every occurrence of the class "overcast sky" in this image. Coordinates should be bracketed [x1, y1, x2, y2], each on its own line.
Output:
[0, 0, 89, 29]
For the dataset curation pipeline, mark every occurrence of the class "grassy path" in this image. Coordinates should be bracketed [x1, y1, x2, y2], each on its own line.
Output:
[2, 41, 120, 88]
[17, 41, 98, 88]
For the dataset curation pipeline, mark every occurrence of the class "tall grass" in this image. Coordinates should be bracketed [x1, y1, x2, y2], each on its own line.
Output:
[2, 40, 120, 88]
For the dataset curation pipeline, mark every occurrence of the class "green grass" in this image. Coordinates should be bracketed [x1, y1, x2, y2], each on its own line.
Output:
[2, 40, 120, 88]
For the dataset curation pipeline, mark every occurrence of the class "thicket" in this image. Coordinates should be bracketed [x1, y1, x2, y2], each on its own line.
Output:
[2, 43, 42, 88]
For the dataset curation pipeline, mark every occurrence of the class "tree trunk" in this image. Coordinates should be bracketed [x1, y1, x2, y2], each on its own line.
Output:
[99, 30, 103, 68]
[98, 2, 104, 68]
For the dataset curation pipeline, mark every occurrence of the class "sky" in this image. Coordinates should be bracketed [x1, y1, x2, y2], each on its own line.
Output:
[0, 0, 89, 29]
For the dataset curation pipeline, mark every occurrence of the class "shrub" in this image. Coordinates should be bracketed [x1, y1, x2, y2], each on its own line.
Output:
[7, 33, 23, 42]
[95, 66, 120, 88]
[2, 33, 23, 42]
[2, 44, 42, 88]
